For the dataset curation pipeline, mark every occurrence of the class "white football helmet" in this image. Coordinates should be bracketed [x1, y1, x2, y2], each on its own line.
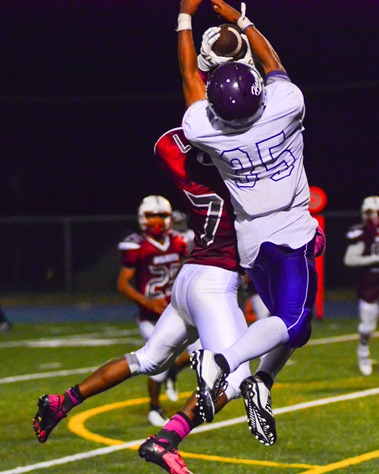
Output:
[361, 195, 379, 224]
[172, 210, 188, 232]
[138, 195, 172, 237]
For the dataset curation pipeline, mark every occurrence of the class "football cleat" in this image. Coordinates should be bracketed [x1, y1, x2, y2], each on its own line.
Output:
[32, 394, 67, 443]
[165, 376, 179, 402]
[139, 435, 193, 474]
[358, 357, 373, 376]
[240, 376, 276, 446]
[190, 349, 226, 423]
[148, 406, 169, 427]
[357, 345, 373, 376]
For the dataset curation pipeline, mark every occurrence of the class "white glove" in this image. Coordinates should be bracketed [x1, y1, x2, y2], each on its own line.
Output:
[197, 26, 232, 72]
[235, 34, 255, 66]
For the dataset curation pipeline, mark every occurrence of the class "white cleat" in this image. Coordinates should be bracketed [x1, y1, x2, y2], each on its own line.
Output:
[147, 407, 169, 427]
[190, 349, 226, 423]
[358, 357, 373, 376]
[165, 377, 179, 402]
[357, 345, 373, 376]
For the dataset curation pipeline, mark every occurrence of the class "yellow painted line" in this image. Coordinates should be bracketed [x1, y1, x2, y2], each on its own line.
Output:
[68, 391, 318, 471]
[127, 444, 317, 468]
[170, 451, 318, 469]
[68, 391, 194, 445]
[68, 387, 379, 472]
[300, 450, 379, 473]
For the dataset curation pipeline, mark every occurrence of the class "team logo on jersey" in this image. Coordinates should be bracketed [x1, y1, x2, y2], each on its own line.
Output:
[153, 253, 180, 264]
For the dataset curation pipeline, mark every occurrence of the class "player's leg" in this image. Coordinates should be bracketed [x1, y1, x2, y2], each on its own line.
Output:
[140, 265, 250, 471]
[239, 241, 317, 444]
[212, 240, 317, 373]
[32, 354, 133, 443]
[139, 388, 228, 474]
[174, 264, 251, 420]
[33, 304, 193, 443]
[165, 339, 202, 402]
[357, 299, 379, 375]
[138, 319, 170, 425]
[193, 240, 317, 443]
[239, 344, 295, 445]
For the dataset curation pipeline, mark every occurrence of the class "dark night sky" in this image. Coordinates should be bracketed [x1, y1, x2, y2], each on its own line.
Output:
[0, 0, 378, 217]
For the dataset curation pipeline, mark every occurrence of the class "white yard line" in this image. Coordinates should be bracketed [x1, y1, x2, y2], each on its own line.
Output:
[1, 331, 378, 472]
[1, 387, 379, 474]
[1, 331, 378, 386]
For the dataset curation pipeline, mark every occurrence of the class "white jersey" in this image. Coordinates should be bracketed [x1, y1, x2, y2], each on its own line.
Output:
[183, 73, 318, 266]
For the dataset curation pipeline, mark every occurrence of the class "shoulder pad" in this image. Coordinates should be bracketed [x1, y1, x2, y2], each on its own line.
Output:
[346, 225, 364, 240]
[117, 233, 142, 250]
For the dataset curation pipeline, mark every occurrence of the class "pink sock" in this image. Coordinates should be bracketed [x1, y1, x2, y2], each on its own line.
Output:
[158, 414, 191, 442]
[65, 386, 83, 407]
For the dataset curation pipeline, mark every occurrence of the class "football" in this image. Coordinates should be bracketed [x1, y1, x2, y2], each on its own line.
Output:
[212, 24, 248, 59]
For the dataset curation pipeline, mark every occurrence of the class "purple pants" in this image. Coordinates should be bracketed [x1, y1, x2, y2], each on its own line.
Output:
[248, 239, 318, 348]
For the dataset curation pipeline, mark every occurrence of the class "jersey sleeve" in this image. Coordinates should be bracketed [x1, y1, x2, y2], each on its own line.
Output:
[344, 224, 379, 267]
[117, 233, 141, 267]
[265, 70, 291, 85]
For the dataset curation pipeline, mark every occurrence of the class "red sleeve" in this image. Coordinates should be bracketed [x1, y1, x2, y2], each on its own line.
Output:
[120, 248, 139, 268]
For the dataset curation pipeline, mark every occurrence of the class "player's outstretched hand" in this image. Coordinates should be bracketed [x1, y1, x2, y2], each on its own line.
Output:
[211, 0, 241, 24]
[198, 26, 232, 70]
[180, 0, 203, 16]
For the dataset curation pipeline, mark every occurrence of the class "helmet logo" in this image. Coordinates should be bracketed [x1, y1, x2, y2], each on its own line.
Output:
[251, 80, 262, 96]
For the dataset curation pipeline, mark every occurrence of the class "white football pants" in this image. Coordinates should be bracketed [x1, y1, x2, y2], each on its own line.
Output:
[133, 264, 251, 399]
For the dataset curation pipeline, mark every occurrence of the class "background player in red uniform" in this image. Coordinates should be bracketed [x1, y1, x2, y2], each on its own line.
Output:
[344, 195, 379, 376]
[117, 194, 189, 425]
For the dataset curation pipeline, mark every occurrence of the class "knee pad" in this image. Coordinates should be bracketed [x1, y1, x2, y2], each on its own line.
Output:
[133, 345, 176, 377]
[125, 352, 141, 375]
[358, 300, 379, 335]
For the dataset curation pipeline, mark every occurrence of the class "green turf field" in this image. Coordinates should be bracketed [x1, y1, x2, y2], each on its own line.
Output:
[0, 318, 378, 473]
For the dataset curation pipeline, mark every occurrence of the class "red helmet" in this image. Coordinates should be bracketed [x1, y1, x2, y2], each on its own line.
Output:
[138, 195, 172, 238]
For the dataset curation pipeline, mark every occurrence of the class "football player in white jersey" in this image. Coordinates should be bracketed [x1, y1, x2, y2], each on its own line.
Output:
[344, 196, 379, 376]
[176, 0, 322, 436]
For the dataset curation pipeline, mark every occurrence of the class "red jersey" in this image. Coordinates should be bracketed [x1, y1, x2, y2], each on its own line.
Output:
[118, 231, 188, 322]
[154, 127, 240, 272]
[346, 222, 379, 302]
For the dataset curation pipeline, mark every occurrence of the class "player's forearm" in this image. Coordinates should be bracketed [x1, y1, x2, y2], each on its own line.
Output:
[178, 21, 206, 106]
[344, 253, 379, 267]
[117, 281, 149, 307]
[211, 0, 285, 75]
[178, 30, 198, 82]
[243, 26, 285, 75]
[344, 243, 379, 267]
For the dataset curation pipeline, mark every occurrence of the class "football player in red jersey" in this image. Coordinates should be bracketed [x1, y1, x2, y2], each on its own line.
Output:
[344, 196, 379, 376]
[33, 128, 293, 461]
[117, 195, 190, 425]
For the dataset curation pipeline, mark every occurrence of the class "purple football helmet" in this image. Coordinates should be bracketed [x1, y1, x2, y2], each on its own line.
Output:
[206, 62, 266, 128]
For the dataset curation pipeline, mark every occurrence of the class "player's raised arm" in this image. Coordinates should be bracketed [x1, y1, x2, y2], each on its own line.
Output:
[177, 0, 206, 107]
[211, 0, 286, 76]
